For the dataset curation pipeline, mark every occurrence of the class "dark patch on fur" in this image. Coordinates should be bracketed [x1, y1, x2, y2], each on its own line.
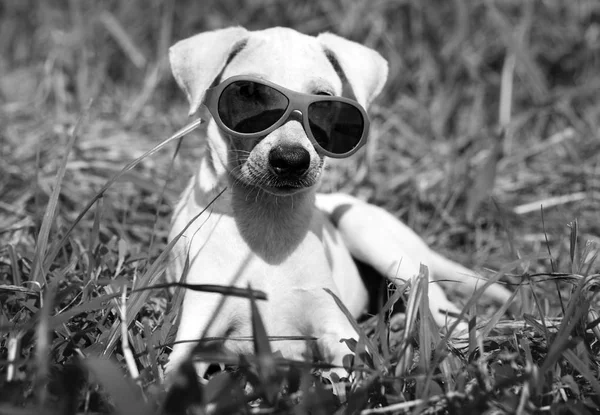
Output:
[212, 38, 249, 87]
[323, 47, 357, 101]
[226, 39, 248, 65]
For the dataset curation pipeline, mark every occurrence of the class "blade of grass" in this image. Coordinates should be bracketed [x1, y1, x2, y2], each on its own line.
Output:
[540, 282, 590, 375]
[249, 283, 272, 356]
[7, 244, 22, 286]
[540, 206, 565, 314]
[492, 198, 518, 259]
[562, 349, 600, 398]
[478, 284, 521, 340]
[374, 282, 406, 364]
[569, 219, 579, 274]
[34, 283, 56, 408]
[83, 357, 150, 415]
[118, 285, 140, 380]
[84, 196, 103, 302]
[204, 371, 247, 413]
[30, 104, 89, 284]
[417, 264, 432, 398]
[248, 283, 279, 403]
[581, 241, 599, 277]
[418, 266, 447, 401]
[142, 320, 160, 382]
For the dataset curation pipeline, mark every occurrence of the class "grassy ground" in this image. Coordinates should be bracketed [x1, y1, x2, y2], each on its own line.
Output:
[1, 0, 600, 413]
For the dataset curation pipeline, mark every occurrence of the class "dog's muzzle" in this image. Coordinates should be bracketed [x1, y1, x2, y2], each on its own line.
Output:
[268, 144, 310, 179]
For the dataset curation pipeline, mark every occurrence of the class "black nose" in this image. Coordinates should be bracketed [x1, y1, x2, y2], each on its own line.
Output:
[268, 145, 311, 178]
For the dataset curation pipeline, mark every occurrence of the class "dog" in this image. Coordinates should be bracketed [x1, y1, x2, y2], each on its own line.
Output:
[164, 27, 513, 381]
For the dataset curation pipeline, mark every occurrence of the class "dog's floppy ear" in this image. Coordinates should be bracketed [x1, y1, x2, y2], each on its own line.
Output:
[170, 27, 249, 116]
[317, 33, 388, 108]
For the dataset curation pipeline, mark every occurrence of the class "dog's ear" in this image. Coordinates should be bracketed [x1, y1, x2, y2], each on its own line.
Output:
[317, 33, 388, 108]
[170, 27, 249, 116]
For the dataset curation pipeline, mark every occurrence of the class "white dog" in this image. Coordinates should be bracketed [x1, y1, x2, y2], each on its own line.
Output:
[164, 27, 512, 380]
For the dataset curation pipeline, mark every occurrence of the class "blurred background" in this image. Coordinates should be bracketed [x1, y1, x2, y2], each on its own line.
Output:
[1, 0, 600, 276]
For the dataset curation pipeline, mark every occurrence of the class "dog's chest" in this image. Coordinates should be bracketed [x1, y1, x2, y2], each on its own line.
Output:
[172, 201, 368, 312]
[181, 212, 338, 283]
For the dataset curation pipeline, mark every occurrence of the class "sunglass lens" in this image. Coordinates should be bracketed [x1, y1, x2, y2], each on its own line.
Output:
[308, 101, 364, 154]
[218, 81, 289, 133]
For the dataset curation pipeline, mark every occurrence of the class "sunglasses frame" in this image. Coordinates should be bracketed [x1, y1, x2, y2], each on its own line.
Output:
[202, 75, 370, 158]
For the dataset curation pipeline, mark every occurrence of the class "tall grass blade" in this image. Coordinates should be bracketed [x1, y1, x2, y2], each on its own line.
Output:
[540, 206, 566, 315]
[249, 284, 272, 356]
[540, 282, 590, 375]
[84, 196, 103, 301]
[569, 219, 579, 274]
[7, 244, 22, 286]
[143, 320, 160, 382]
[248, 283, 278, 402]
[31, 108, 88, 284]
[479, 282, 520, 340]
[373, 282, 406, 363]
[581, 241, 599, 277]
[416, 265, 432, 398]
[34, 285, 55, 407]
[204, 371, 247, 413]
[83, 357, 150, 415]
[563, 349, 600, 398]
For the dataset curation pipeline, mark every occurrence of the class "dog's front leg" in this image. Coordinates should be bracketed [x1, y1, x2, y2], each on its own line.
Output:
[308, 296, 360, 379]
[165, 291, 229, 381]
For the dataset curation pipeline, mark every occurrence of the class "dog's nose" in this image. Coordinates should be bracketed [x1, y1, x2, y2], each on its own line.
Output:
[268, 145, 311, 178]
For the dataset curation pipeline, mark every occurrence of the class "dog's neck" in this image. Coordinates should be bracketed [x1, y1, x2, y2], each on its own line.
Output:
[231, 182, 316, 262]
[192, 151, 318, 264]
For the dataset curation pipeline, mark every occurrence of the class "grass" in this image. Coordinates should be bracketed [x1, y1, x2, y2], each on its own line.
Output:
[1, 0, 600, 413]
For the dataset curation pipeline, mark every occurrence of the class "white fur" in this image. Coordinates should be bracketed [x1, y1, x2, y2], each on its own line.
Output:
[164, 27, 512, 381]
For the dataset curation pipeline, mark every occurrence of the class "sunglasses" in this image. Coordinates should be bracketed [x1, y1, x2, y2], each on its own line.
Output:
[202, 75, 370, 158]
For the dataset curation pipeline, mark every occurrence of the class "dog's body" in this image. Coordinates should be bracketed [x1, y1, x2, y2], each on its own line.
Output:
[168, 173, 367, 374]
[165, 27, 512, 379]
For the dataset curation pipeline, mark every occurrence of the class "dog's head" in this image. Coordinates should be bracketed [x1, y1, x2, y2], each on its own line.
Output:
[170, 27, 388, 196]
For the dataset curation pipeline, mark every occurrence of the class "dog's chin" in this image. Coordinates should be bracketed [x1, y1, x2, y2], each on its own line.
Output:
[233, 174, 316, 196]
[260, 184, 312, 196]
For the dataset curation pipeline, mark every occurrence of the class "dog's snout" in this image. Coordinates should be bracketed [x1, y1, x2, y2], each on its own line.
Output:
[268, 145, 311, 178]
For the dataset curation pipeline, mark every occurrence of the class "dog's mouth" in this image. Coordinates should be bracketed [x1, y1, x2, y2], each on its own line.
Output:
[265, 188, 301, 196]
[258, 180, 313, 196]
[229, 169, 320, 196]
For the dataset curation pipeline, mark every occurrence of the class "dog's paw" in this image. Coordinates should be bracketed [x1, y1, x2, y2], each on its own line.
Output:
[320, 367, 351, 402]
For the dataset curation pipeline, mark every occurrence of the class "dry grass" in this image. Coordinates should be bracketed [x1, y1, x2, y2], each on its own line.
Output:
[1, 0, 600, 413]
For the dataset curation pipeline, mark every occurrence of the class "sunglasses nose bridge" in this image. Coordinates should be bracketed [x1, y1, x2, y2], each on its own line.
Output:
[288, 109, 303, 122]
